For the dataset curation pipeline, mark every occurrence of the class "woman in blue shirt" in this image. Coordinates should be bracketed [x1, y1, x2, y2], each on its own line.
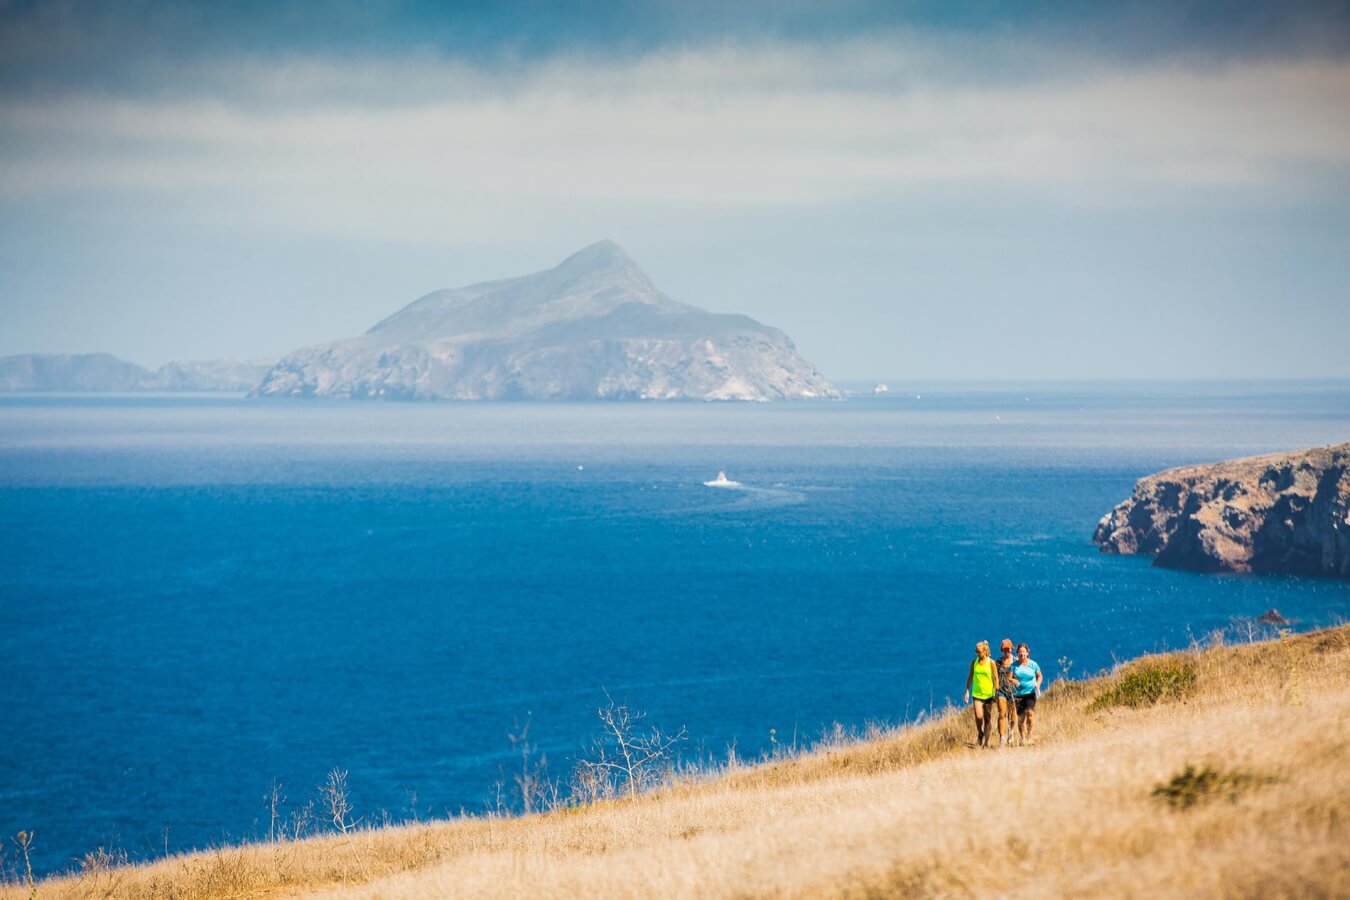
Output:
[1011, 642, 1043, 746]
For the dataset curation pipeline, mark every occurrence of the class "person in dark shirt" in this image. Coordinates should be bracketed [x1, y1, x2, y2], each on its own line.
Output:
[995, 638, 1018, 747]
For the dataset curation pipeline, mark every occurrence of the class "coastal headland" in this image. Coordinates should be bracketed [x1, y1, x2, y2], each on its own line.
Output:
[1095, 443, 1350, 576]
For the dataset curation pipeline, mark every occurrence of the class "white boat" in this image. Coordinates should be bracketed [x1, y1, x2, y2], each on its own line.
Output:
[703, 470, 741, 488]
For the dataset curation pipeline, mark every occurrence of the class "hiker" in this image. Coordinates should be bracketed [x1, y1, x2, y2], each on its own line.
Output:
[964, 640, 998, 748]
[1012, 642, 1044, 745]
[995, 638, 1018, 747]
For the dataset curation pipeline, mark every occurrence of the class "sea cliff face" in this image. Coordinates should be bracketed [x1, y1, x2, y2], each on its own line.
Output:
[148, 358, 273, 391]
[254, 241, 840, 402]
[1093, 443, 1350, 577]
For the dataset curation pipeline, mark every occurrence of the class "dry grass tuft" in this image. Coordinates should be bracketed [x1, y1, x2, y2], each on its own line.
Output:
[6, 624, 1350, 899]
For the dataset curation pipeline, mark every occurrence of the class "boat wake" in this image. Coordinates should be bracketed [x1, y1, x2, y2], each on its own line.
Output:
[715, 484, 806, 511]
[700, 472, 806, 509]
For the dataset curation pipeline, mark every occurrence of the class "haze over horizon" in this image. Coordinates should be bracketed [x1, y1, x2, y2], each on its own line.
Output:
[2, 1, 1348, 381]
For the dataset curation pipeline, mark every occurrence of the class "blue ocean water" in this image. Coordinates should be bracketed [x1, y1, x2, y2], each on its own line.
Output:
[2, 384, 1349, 875]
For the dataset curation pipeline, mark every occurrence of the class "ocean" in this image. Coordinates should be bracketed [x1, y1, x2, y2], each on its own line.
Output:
[3, 383, 1348, 876]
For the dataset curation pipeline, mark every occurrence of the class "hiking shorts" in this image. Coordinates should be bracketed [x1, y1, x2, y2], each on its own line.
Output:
[1015, 693, 1037, 714]
[972, 696, 997, 715]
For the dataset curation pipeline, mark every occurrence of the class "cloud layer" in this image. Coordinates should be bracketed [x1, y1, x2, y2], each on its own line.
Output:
[1, 13, 1348, 378]
[4, 36, 1349, 246]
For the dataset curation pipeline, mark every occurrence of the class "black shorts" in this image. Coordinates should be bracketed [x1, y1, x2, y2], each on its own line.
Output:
[973, 696, 997, 714]
[1015, 693, 1037, 714]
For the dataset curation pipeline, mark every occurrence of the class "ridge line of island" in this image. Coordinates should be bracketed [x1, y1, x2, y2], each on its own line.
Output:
[1, 241, 838, 402]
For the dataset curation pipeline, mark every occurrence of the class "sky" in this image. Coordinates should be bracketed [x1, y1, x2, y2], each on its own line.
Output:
[1, 0, 1348, 380]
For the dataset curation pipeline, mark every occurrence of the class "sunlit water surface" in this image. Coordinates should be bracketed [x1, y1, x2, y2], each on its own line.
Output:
[3, 383, 1348, 874]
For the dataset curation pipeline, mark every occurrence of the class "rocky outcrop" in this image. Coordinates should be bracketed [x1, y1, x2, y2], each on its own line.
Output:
[254, 241, 839, 402]
[1094, 443, 1350, 577]
[148, 358, 272, 391]
[0, 354, 274, 392]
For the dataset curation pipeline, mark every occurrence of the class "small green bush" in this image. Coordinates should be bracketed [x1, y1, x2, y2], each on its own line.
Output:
[1088, 658, 1197, 711]
[1152, 764, 1272, 810]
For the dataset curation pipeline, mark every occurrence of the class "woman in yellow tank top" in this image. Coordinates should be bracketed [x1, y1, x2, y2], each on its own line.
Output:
[964, 640, 998, 748]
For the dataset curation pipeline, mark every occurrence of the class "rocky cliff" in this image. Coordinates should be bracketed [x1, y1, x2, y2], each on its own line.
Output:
[1093, 443, 1350, 577]
[0, 353, 273, 391]
[149, 358, 272, 391]
[253, 241, 839, 402]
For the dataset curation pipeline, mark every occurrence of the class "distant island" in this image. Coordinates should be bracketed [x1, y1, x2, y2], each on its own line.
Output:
[3, 243, 839, 402]
[253, 240, 840, 402]
[0, 353, 272, 392]
[1094, 443, 1350, 577]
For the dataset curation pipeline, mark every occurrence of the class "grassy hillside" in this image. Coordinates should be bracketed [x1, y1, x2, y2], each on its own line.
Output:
[8, 624, 1349, 899]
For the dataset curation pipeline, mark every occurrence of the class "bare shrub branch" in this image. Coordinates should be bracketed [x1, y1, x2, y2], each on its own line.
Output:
[572, 691, 688, 801]
[510, 716, 560, 814]
[287, 799, 316, 840]
[11, 831, 35, 900]
[319, 768, 359, 834]
[264, 780, 286, 845]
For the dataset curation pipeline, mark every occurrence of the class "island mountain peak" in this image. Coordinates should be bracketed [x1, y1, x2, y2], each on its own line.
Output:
[555, 239, 639, 275]
[258, 243, 838, 401]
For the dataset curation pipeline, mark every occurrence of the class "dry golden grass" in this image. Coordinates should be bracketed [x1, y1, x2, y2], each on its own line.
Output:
[8, 625, 1349, 899]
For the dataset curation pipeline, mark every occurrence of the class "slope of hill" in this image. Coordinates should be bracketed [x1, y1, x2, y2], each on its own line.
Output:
[0, 354, 272, 392]
[0, 353, 150, 391]
[9, 624, 1347, 898]
[143, 358, 273, 392]
[253, 241, 840, 402]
